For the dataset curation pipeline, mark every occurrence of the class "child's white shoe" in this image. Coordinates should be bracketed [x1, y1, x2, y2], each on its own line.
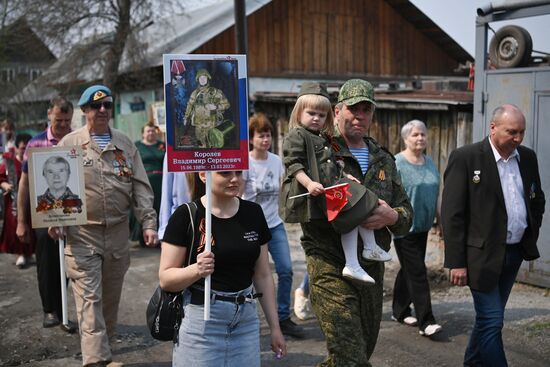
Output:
[342, 265, 375, 284]
[362, 246, 392, 262]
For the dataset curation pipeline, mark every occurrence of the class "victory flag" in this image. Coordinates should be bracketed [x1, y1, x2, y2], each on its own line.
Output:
[325, 183, 351, 221]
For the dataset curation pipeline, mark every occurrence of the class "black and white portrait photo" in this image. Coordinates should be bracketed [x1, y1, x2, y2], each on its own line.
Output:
[28, 146, 87, 228]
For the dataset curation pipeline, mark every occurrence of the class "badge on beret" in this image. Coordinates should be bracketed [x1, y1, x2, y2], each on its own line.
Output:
[93, 91, 107, 101]
[472, 170, 481, 184]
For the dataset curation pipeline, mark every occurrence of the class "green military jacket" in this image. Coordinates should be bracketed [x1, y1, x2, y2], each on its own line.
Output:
[333, 130, 413, 248]
[185, 85, 230, 128]
[279, 127, 340, 223]
[300, 128, 413, 263]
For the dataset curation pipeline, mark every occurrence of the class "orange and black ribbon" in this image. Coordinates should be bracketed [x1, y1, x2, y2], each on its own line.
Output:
[197, 218, 215, 253]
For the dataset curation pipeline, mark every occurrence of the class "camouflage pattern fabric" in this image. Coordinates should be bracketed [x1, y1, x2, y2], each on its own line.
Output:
[300, 132, 412, 366]
[184, 84, 230, 148]
[338, 79, 376, 107]
[306, 248, 383, 367]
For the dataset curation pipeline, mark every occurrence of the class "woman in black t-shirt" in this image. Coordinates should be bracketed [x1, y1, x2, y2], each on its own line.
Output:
[159, 171, 286, 366]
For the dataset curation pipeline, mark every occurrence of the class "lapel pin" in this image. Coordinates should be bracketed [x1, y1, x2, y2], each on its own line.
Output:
[472, 170, 481, 184]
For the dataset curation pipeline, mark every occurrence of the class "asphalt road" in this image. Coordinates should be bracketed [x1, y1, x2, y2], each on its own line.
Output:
[0, 224, 549, 366]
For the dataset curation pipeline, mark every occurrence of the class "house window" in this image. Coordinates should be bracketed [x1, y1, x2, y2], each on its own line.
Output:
[1, 68, 15, 82]
[30, 69, 41, 81]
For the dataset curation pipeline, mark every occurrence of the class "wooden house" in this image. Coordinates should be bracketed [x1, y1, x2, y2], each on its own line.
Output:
[18, 0, 474, 176]
[0, 17, 56, 123]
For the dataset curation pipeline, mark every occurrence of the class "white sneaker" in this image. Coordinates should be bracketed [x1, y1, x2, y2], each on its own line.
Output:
[15, 255, 26, 268]
[362, 246, 392, 262]
[342, 265, 375, 284]
[391, 315, 418, 326]
[293, 288, 314, 320]
[419, 323, 442, 336]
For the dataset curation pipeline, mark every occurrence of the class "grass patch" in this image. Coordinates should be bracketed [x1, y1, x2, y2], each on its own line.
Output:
[526, 321, 550, 336]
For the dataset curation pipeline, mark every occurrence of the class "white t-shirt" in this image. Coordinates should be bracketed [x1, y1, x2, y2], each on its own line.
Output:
[242, 152, 284, 228]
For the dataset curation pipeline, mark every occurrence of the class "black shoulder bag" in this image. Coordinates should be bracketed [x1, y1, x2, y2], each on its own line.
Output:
[146, 202, 197, 342]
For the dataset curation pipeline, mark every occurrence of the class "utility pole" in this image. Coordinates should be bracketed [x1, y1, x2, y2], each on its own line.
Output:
[234, 0, 247, 54]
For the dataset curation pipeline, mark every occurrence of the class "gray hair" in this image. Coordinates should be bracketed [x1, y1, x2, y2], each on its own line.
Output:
[43, 156, 71, 176]
[401, 119, 427, 140]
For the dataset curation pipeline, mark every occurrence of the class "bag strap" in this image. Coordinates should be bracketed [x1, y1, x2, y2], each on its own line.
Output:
[184, 202, 197, 267]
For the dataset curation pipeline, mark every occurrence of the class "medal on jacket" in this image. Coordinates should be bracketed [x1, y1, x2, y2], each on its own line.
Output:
[472, 170, 481, 184]
[378, 169, 385, 181]
[114, 149, 133, 177]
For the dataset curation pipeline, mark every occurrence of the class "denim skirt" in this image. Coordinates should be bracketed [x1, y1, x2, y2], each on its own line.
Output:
[172, 285, 260, 367]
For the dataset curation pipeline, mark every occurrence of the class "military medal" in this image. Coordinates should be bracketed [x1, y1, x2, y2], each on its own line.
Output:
[472, 170, 481, 184]
[113, 149, 133, 177]
[378, 169, 386, 181]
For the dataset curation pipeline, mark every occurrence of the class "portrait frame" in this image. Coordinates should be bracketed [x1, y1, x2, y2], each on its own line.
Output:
[163, 54, 249, 172]
[27, 146, 88, 228]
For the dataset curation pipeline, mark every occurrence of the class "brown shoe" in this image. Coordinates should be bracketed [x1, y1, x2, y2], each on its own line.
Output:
[43, 312, 60, 328]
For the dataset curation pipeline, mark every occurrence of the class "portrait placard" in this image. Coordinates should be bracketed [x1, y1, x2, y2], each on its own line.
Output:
[27, 146, 87, 228]
[163, 54, 248, 172]
[151, 101, 166, 131]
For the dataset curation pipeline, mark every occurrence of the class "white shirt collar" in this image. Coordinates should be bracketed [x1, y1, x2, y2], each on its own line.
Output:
[488, 136, 520, 163]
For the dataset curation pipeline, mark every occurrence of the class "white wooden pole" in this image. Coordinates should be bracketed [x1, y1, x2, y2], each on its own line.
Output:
[58, 227, 68, 326]
[204, 171, 212, 320]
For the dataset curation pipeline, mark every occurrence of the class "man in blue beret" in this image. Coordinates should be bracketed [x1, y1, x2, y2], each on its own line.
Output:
[50, 85, 158, 367]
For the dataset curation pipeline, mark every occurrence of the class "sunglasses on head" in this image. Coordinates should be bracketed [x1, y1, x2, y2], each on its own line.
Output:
[89, 101, 113, 110]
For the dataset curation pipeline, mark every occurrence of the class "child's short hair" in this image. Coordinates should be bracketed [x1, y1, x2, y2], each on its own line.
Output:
[289, 94, 334, 136]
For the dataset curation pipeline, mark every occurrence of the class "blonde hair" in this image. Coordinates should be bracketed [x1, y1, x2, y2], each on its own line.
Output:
[289, 94, 334, 136]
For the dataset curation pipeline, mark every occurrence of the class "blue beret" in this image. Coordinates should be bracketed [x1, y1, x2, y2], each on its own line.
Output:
[78, 85, 112, 106]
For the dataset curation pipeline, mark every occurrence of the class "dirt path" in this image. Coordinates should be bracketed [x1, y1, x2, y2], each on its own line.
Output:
[1, 224, 548, 366]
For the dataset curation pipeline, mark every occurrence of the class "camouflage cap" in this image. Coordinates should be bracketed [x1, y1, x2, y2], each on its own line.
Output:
[338, 79, 376, 106]
[298, 81, 329, 99]
[195, 69, 211, 80]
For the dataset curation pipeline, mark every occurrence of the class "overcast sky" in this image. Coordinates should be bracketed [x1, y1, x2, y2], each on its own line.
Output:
[410, 0, 550, 57]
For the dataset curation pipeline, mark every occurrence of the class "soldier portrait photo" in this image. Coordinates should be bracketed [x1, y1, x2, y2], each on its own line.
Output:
[35, 156, 81, 214]
[27, 146, 87, 228]
[168, 59, 240, 150]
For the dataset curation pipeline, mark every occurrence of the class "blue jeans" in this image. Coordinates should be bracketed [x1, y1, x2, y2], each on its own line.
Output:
[268, 222, 293, 321]
[174, 285, 260, 367]
[464, 245, 524, 367]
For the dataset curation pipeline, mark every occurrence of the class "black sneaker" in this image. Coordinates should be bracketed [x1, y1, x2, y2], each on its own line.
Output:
[279, 318, 305, 339]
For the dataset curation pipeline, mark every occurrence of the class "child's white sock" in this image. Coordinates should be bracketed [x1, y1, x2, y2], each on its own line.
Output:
[341, 228, 361, 267]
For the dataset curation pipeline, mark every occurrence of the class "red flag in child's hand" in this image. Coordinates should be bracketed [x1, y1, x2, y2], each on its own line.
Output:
[325, 183, 351, 221]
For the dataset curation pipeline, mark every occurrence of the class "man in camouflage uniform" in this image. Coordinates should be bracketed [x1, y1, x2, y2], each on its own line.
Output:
[301, 79, 413, 366]
[184, 69, 230, 148]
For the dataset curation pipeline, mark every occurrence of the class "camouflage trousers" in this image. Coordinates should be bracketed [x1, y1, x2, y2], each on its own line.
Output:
[195, 125, 214, 148]
[307, 255, 384, 367]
